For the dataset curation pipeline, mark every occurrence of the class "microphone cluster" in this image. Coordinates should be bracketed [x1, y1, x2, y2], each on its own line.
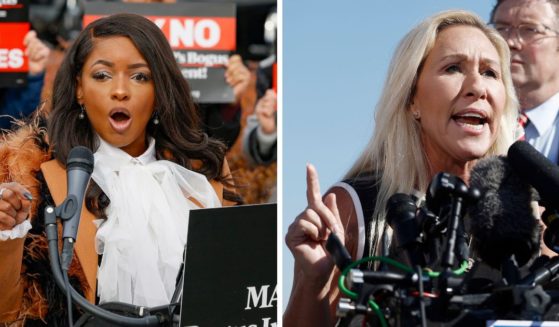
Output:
[328, 141, 559, 326]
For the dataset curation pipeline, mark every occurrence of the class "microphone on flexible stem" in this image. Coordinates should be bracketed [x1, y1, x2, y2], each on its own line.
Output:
[467, 155, 540, 270]
[508, 141, 559, 253]
[59, 146, 94, 270]
[44, 147, 163, 326]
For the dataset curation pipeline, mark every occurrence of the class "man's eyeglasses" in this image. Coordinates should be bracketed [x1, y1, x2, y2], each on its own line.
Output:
[489, 23, 559, 44]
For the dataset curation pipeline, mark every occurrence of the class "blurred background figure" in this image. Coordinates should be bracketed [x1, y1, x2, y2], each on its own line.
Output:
[241, 89, 277, 202]
[231, 5, 277, 204]
[198, 53, 251, 151]
[490, 0, 559, 163]
[243, 89, 277, 166]
[243, 7, 277, 167]
[0, 31, 50, 131]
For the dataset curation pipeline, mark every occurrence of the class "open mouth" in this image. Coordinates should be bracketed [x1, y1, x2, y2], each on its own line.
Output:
[108, 108, 132, 133]
[111, 111, 130, 122]
[451, 113, 487, 131]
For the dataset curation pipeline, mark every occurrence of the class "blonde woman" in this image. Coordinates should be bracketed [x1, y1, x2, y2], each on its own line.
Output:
[285, 10, 518, 326]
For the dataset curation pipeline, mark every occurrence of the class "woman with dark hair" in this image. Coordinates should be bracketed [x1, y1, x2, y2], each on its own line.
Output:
[0, 13, 237, 325]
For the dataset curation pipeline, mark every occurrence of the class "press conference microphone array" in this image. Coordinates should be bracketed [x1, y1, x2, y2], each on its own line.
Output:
[468, 155, 540, 269]
[60, 146, 94, 270]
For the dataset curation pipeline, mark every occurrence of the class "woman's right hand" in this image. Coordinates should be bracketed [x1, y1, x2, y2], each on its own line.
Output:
[255, 89, 277, 135]
[0, 183, 32, 231]
[286, 164, 345, 287]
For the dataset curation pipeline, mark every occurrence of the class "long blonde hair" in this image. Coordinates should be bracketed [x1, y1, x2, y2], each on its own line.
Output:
[344, 10, 519, 258]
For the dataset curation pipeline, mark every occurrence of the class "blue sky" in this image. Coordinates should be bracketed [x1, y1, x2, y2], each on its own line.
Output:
[282, 0, 496, 311]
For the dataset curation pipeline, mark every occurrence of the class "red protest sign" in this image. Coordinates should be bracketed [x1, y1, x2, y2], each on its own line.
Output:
[0, 22, 29, 73]
[0, 0, 29, 87]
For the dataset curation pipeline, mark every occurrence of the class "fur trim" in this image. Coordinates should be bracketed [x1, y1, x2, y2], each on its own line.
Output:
[0, 123, 49, 220]
[227, 154, 276, 204]
[0, 125, 89, 326]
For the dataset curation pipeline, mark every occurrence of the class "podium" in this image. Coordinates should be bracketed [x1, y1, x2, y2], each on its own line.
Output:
[179, 203, 277, 327]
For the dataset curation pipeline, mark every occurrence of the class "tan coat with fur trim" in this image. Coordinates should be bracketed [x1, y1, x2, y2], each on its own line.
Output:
[0, 126, 234, 326]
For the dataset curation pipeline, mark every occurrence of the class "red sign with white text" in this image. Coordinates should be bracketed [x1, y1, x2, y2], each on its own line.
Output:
[0, 22, 29, 73]
[0, 0, 29, 87]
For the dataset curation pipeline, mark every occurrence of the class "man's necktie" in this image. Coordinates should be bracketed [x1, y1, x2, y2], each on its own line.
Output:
[518, 112, 530, 141]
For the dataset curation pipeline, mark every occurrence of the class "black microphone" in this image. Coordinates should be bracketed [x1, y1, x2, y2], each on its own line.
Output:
[61, 146, 94, 240]
[386, 193, 425, 267]
[425, 172, 470, 216]
[423, 173, 477, 267]
[60, 146, 94, 269]
[467, 155, 540, 268]
[508, 141, 559, 252]
[542, 209, 559, 253]
[508, 141, 559, 210]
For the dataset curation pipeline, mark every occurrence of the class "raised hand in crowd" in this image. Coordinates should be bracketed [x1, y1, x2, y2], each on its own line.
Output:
[23, 30, 50, 76]
[255, 89, 277, 135]
[224, 54, 251, 104]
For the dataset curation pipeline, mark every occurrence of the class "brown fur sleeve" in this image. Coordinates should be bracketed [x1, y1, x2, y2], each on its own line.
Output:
[206, 158, 234, 206]
[0, 125, 51, 323]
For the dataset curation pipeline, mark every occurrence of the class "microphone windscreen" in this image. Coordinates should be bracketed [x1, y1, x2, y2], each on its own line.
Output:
[67, 146, 94, 173]
[468, 155, 540, 268]
[508, 140, 559, 209]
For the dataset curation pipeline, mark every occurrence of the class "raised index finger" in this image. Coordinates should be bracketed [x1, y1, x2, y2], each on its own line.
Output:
[306, 163, 323, 207]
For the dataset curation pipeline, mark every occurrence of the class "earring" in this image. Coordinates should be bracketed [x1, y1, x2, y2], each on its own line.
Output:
[152, 111, 160, 125]
[412, 111, 420, 120]
[79, 104, 86, 120]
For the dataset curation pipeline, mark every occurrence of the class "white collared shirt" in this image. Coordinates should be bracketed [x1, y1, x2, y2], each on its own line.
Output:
[524, 91, 559, 164]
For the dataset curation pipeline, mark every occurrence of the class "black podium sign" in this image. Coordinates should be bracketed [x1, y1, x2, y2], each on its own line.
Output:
[180, 204, 277, 327]
[0, 0, 29, 87]
[83, 2, 236, 104]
